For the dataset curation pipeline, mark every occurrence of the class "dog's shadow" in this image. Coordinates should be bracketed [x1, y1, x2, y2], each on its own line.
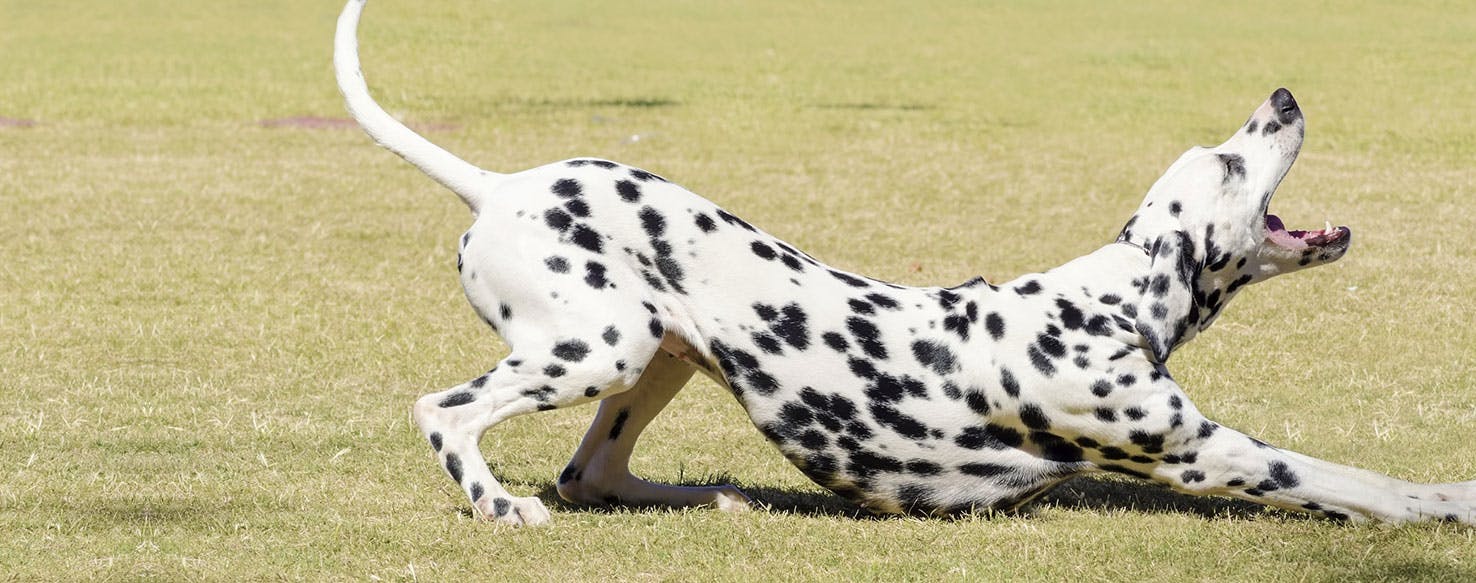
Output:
[510, 475, 1279, 522]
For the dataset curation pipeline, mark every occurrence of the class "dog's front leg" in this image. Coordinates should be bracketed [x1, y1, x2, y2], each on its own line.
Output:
[1129, 415, 1476, 524]
[1074, 376, 1476, 524]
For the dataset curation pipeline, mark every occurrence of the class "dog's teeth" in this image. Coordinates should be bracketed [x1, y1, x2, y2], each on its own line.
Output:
[1324, 220, 1333, 233]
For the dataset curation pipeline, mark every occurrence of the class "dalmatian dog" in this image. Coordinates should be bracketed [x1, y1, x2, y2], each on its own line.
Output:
[335, 0, 1476, 526]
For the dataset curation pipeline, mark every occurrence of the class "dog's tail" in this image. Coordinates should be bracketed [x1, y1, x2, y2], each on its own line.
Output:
[334, 0, 498, 213]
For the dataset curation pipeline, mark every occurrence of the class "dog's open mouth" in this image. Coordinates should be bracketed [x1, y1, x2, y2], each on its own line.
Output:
[1264, 214, 1349, 250]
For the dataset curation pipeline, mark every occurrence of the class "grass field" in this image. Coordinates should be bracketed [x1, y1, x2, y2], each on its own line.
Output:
[4, 0, 1476, 580]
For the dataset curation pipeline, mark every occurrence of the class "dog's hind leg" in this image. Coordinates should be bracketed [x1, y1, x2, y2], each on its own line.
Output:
[556, 347, 752, 511]
[412, 310, 664, 526]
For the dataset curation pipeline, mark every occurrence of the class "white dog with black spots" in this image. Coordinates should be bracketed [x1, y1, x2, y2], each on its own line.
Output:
[335, 0, 1476, 526]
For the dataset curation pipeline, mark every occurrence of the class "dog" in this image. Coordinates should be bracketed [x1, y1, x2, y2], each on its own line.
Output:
[334, 0, 1476, 526]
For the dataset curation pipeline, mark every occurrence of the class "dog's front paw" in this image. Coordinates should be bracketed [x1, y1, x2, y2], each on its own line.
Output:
[477, 495, 552, 527]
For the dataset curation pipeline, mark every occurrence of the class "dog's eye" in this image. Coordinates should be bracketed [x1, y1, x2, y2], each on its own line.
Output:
[1217, 153, 1246, 181]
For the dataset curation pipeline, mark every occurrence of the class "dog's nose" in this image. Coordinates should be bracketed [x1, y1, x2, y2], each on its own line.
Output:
[1271, 88, 1301, 124]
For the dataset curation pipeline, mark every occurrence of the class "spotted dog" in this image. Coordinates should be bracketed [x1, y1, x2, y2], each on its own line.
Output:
[335, 0, 1476, 526]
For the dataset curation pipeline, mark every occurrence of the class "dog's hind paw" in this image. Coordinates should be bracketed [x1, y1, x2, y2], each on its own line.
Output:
[712, 485, 754, 513]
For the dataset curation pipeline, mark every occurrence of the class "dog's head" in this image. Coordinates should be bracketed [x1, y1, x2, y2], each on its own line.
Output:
[1117, 88, 1352, 362]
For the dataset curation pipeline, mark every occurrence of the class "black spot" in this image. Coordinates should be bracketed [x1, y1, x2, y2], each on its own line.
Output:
[551, 340, 591, 362]
[829, 270, 870, 287]
[964, 390, 990, 415]
[439, 392, 475, 408]
[1032, 432, 1084, 462]
[1246, 120, 1259, 134]
[846, 317, 888, 359]
[752, 332, 783, 354]
[798, 430, 829, 450]
[1056, 299, 1084, 330]
[870, 403, 929, 439]
[984, 424, 1024, 447]
[638, 206, 666, 237]
[694, 212, 716, 232]
[954, 426, 1003, 450]
[847, 450, 904, 478]
[958, 463, 1009, 477]
[770, 304, 812, 349]
[648, 318, 664, 338]
[1014, 281, 1042, 295]
[559, 464, 579, 485]
[445, 453, 463, 483]
[583, 261, 609, 289]
[822, 332, 849, 352]
[1090, 380, 1112, 397]
[848, 299, 876, 315]
[545, 256, 570, 273]
[493, 497, 511, 517]
[1124, 407, 1147, 421]
[552, 178, 582, 198]
[1128, 430, 1165, 454]
[630, 168, 666, 182]
[715, 209, 756, 231]
[999, 368, 1020, 397]
[564, 198, 590, 217]
[470, 482, 485, 502]
[943, 314, 971, 341]
[751, 241, 777, 260]
[1027, 346, 1055, 377]
[911, 340, 958, 375]
[608, 409, 631, 440]
[544, 208, 573, 231]
[1019, 404, 1051, 430]
[902, 459, 942, 477]
[1094, 407, 1116, 422]
[600, 326, 621, 346]
[1262, 120, 1282, 136]
[543, 364, 566, 378]
[615, 180, 642, 202]
[569, 224, 604, 253]
[428, 432, 443, 452]
[1197, 421, 1219, 438]
[1269, 461, 1300, 488]
[1037, 334, 1066, 358]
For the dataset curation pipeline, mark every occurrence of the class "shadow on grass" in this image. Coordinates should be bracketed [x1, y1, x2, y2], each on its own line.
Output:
[1036, 475, 1280, 520]
[497, 474, 1306, 523]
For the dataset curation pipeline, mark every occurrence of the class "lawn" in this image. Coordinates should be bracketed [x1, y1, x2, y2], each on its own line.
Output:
[3, 0, 1475, 580]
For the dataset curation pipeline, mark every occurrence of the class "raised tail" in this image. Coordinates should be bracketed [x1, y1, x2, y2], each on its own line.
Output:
[334, 0, 499, 213]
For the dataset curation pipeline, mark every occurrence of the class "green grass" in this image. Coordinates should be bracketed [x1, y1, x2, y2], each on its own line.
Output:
[3, 0, 1476, 579]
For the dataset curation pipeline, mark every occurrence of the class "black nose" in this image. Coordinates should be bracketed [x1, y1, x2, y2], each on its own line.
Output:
[1271, 87, 1301, 124]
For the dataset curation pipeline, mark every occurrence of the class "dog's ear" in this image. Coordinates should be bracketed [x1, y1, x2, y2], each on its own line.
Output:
[1134, 230, 1203, 363]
